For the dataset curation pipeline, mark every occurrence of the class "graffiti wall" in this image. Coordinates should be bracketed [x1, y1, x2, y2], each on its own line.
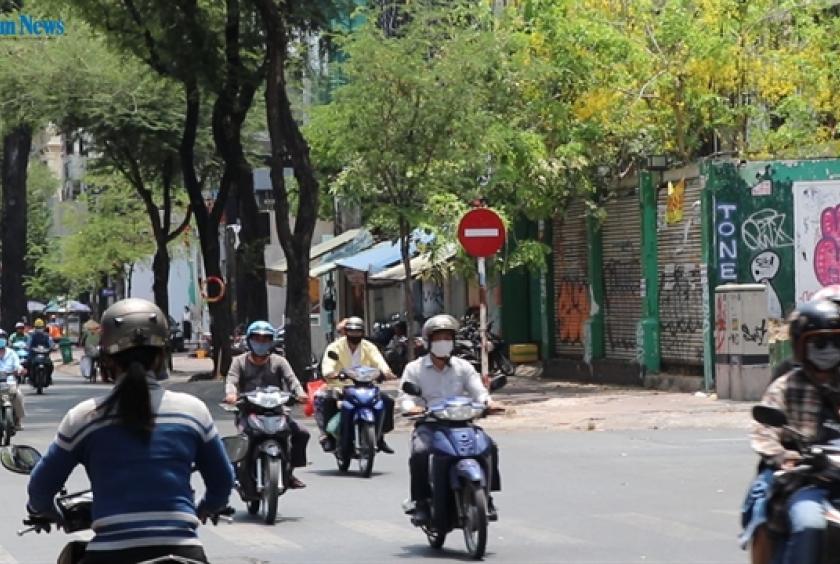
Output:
[553, 201, 589, 358]
[793, 181, 840, 304]
[707, 160, 840, 319]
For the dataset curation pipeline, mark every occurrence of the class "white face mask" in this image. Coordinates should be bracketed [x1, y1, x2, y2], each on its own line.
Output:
[807, 341, 840, 371]
[430, 340, 454, 358]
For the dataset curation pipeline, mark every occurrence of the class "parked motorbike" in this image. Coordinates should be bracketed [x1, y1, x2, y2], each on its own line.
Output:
[455, 318, 514, 377]
[327, 366, 385, 478]
[222, 386, 296, 524]
[0, 438, 244, 564]
[400, 376, 506, 560]
[752, 405, 840, 562]
[0, 372, 19, 446]
[29, 345, 53, 394]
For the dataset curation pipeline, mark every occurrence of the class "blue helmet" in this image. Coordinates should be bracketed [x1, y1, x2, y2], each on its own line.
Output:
[246, 320, 275, 339]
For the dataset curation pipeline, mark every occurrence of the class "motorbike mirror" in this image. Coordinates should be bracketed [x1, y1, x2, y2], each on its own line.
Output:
[489, 374, 507, 392]
[753, 405, 788, 428]
[327, 350, 339, 361]
[221, 434, 249, 464]
[0, 445, 42, 475]
[402, 381, 422, 396]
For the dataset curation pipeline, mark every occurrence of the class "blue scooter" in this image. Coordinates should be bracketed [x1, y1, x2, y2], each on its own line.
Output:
[329, 366, 385, 478]
[401, 377, 506, 560]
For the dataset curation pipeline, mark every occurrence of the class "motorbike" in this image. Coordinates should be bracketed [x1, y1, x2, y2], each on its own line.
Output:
[400, 376, 506, 560]
[29, 345, 53, 394]
[221, 386, 296, 524]
[0, 437, 245, 564]
[752, 405, 840, 562]
[457, 318, 514, 377]
[0, 372, 18, 446]
[12, 342, 29, 383]
[327, 366, 385, 478]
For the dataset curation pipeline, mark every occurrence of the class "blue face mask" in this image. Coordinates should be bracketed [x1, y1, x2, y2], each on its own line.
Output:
[0, 339, 6, 349]
[250, 341, 273, 357]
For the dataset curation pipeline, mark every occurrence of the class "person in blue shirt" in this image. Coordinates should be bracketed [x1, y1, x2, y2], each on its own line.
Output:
[26, 318, 54, 386]
[0, 329, 25, 429]
[26, 299, 234, 564]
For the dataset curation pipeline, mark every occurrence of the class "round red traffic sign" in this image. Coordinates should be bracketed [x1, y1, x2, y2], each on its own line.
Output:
[457, 208, 506, 257]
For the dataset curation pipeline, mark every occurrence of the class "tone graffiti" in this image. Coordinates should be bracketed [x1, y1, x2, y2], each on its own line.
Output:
[741, 208, 793, 252]
[716, 202, 738, 281]
[814, 204, 840, 286]
[556, 278, 589, 345]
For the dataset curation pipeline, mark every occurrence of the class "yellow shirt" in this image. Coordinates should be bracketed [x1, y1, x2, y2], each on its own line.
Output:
[320, 337, 391, 389]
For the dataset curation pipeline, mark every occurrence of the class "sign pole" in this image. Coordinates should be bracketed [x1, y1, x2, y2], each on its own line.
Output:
[478, 256, 489, 388]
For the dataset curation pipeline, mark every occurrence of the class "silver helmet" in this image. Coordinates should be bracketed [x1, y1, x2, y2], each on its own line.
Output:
[100, 298, 169, 355]
[421, 314, 459, 343]
[344, 317, 365, 332]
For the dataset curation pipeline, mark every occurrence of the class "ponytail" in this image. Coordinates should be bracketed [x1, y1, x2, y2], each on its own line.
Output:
[98, 347, 160, 438]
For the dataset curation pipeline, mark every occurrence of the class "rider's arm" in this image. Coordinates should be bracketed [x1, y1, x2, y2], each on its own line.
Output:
[750, 377, 791, 466]
[27, 410, 82, 515]
[364, 341, 392, 375]
[321, 343, 341, 379]
[464, 364, 491, 405]
[224, 356, 243, 398]
[278, 357, 306, 399]
[194, 404, 235, 514]
[8, 351, 21, 375]
[398, 363, 421, 412]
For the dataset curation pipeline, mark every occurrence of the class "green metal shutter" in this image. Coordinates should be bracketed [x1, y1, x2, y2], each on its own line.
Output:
[553, 201, 588, 358]
[657, 176, 704, 366]
[602, 190, 642, 361]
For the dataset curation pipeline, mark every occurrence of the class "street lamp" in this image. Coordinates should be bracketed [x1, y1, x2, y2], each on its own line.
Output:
[644, 154, 669, 171]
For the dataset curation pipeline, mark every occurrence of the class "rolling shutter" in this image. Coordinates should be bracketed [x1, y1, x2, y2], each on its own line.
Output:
[553, 201, 588, 358]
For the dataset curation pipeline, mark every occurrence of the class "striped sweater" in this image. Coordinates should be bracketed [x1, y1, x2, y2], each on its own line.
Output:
[27, 378, 234, 552]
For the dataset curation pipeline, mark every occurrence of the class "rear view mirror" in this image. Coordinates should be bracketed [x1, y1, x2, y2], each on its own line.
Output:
[489, 374, 507, 392]
[0, 445, 42, 475]
[327, 351, 339, 361]
[753, 405, 788, 428]
[222, 434, 249, 464]
[402, 381, 422, 396]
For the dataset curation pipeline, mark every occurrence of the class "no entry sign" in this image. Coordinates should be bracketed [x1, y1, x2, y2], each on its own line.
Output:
[457, 208, 506, 257]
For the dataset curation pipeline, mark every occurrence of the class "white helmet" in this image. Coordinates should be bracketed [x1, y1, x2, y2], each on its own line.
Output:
[421, 314, 459, 344]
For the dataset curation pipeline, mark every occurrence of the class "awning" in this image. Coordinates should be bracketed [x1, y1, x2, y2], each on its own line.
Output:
[369, 245, 457, 285]
[266, 228, 368, 273]
[332, 230, 435, 275]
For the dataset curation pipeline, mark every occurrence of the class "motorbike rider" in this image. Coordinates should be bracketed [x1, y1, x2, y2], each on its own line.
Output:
[225, 320, 310, 490]
[317, 316, 396, 454]
[743, 298, 840, 564]
[27, 318, 54, 385]
[398, 314, 502, 523]
[9, 322, 27, 347]
[0, 330, 25, 430]
[26, 298, 234, 564]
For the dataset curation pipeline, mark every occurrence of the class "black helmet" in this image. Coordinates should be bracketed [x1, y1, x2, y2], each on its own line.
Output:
[789, 299, 840, 364]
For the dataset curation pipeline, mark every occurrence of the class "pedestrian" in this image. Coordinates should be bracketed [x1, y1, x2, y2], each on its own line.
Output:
[182, 305, 193, 342]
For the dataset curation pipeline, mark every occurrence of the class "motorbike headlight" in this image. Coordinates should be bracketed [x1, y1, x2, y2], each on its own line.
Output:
[247, 414, 265, 433]
[438, 405, 483, 421]
[262, 416, 283, 434]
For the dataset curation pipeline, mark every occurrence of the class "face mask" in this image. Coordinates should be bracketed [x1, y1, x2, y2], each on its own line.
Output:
[0, 339, 7, 349]
[807, 341, 840, 371]
[250, 341, 273, 357]
[347, 336, 362, 345]
[430, 340, 454, 358]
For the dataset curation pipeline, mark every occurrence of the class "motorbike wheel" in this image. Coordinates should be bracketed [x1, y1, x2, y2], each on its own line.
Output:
[461, 482, 488, 560]
[0, 407, 11, 446]
[423, 525, 447, 549]
[247, 500, 260, 516]
[357, 422, 376, 478]
[494, 351, 514, 376]
[261, 455, 281, 525]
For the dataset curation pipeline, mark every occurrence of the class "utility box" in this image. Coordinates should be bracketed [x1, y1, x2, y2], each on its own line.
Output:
[714, 284, 771, 401]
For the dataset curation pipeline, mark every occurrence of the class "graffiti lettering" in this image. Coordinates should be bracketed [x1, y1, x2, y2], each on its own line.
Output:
[604, 257, 640, 353]
[715, 294, 727, 352]
[716, 202, 738, 281]
[556, 278, 589, 345]
[814, 204, 840, 286]
[741, 209, 794, 252]
[659, 264, 703, 360]
[742, 319, 768, 346]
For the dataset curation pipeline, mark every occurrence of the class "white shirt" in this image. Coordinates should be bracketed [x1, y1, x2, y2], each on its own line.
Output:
[350, 345, 362, 368]
[0, 349, 21, 375]
[398, 355, 490, 411]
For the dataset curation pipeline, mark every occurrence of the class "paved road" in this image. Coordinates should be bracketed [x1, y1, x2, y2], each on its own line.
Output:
[0, 371, 752, 563]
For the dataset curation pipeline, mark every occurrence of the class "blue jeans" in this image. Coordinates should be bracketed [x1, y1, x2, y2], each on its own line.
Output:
[772, 486, 828, 564]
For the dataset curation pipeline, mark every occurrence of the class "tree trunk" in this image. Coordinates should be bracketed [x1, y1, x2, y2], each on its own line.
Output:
[179, 80, 234, 376]
[1, 125, 31, 332]
[152, 240, 171, 318]
[399, 217, 415, 359]
[234, 166, 268, 325]
[256, 0, 321, 379]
